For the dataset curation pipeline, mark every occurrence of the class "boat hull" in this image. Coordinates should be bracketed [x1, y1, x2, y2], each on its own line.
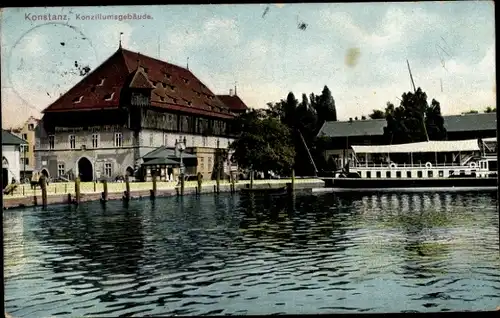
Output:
[323, 177, 497, 192]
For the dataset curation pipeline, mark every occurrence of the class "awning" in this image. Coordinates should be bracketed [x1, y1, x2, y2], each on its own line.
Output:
[482, 137, 497, 142]
[351, 139, 480, 154]
[141, 158, 180, 166]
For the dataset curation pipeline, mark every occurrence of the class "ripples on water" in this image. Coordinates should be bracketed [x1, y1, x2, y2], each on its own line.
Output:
[4, 192, 500, 317]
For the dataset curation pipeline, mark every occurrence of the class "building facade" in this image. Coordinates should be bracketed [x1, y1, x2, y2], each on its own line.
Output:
[35, 47, 247, 182]
[9, 116, 39, 180]
[2, 130, 28, 188]
[317, 113, 497, 168]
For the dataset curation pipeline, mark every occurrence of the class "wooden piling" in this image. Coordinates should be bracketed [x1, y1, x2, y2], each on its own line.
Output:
[216, 168, 220, 194]
[151, 174, 157, 199]
[93, 181, 97, 192]
[291, 169, 296, 192]
[197, 172, 202, 195]
[231, 172, 236, 194]
[180, 173, 185, 196]
[40, 175, 48, 209]
[125, 175, 131, 201]
[74, 177, 81, 205]
[102, 180, 108, 201]
[33, 186, 38, 206]
[250, 170, 254, 189]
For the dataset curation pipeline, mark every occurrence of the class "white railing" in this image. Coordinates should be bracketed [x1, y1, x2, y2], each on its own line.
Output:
[351, 162, 481, 169]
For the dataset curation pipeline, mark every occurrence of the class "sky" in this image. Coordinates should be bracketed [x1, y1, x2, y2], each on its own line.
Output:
[1, 2, 496, 128]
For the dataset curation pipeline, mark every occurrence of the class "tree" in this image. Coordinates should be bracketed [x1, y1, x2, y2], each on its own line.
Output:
[369, 109, 385, 119]
[464, 110, 479, 114]
[230, 111, 295, 176]
[425, 99, 447, 140]
[313, 86, 337, 125]
[484, 106, 496, 113]
[361, 115, 367, 120]
[283, 92, 299, 129]
[383, 88, 447, 144]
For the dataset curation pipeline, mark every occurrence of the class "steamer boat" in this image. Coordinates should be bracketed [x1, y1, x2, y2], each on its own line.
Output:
[326, 138, 497, 192]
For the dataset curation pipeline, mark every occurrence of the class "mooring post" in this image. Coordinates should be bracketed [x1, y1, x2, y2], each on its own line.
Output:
[216, 168, 220, 194]
[291, 169, 296, 191]
[197, 172, 202, 195]
[102, 180, 108, 202]
[250, 170, 254, 189]
[75, 177, 81, 205]
[232, 172, 237, 193]
[125, 175, 131, 199]
[180, 173, 185, 196]
[40, 175, 48, 209]
[33, 185, 38, 206]
[151, 174, 157, 199]
[93, 181, 97, 192]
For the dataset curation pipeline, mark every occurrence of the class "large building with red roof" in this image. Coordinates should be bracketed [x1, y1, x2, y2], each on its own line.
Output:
[35, 46, 249, 182]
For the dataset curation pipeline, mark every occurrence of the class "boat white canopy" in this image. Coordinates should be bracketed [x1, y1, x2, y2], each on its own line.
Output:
[351, 139, 480, 154]
[482, 137, 497, 142]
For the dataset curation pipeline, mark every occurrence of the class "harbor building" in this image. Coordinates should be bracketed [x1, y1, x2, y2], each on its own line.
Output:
[8, 116, 40, 181]
[317, 113, 497, 168]
[35, 46, 248, 182]
[2, 130, 28, 188]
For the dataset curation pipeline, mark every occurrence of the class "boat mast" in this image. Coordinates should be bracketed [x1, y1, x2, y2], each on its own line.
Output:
[298, 129, 318, 176]
[407, 59, 430, 142]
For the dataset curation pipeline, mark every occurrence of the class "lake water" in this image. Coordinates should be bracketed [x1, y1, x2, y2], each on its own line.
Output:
[4, 191, 500, 316]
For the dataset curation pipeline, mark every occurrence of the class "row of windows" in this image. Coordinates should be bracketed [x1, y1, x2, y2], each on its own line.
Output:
[47, 133, 123, 149]
[47, 132, 218, 150]
[364, 170, 471, 178]
[57, 163, 113, 177]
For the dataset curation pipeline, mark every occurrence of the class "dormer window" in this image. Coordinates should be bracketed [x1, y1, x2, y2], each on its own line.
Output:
[183, 78, 189, 84]
[172, 98, 178, 104]
[187, 101, 192, 106]
[73, 96, 83, 103]
[104, 92, 115, 101]
[97, 78, 105, 86]
[160, 96, 165, 102]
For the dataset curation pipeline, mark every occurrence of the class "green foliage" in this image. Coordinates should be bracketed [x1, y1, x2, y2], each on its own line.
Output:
[464, 109, 479, 114]
[383, 88, 446, 144]
[484, 106, 496, 113]
[230, 110, 295, 175]
[314, 86, 337, 123]
[368, 109, 385, 119]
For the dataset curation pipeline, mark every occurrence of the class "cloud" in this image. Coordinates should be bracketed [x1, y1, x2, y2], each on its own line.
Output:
[1, 4, 495, 127]
[1, 89, 41, 129]
[95, 22, 134, 54]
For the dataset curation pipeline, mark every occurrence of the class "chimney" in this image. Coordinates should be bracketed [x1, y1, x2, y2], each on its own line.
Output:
[229, 89, 234, 96]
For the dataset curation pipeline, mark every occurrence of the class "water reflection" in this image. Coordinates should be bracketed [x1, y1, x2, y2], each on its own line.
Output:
[3, 191, 500, 317]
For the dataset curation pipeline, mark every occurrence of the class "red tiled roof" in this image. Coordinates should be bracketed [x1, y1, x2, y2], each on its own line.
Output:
[43, 47, 234, 119]
[217, 95, 249, 111]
